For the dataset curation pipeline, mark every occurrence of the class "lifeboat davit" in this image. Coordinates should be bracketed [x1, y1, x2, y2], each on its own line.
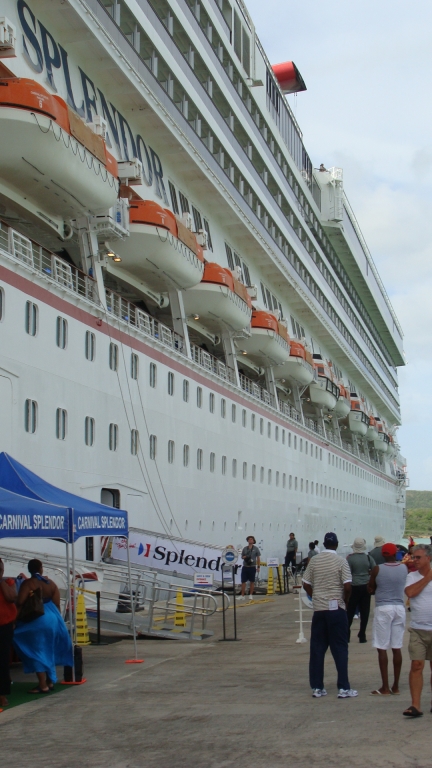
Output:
[333, 384, 351, 418]
[387, 435, 397, 458]
[309, 358, 340, 410]
[113, 200, 204, 291]
[348, 395, 369, 436]
[239, 311, 290, 366]
[274, 340, 315, 386]
[366, 416, 379, 441]
[0, 78, 119, 220]
[183, 262, 252, 332]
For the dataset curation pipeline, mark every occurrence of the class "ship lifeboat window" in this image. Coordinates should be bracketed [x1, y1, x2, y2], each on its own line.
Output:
[109, 423, 118, 452]
[197, 449, 203, 470]
[231, 404, 236, 423]
[183, 379, 189, 402]
[109, 342, 119, 372]
[131, 429, 139, 456]
[268, 470, 272, 485]
[183, 444, 189, 467]
[260, 467, 264, 484]
[56, 317, 68, 350]
[168, 440, 175, 464]
[210, 452, 215, 473]
[85, 331, 96, 362]
[267, 422, 271, 438]
[55, 408, 67, 441]
[168, 371, 175, 396]
[149, 434, 157, 460]
[252, 464, 256, 481]
[232, 459, 237, 478]
[251, 414, 256, 431]
[221, 455, 227, 475]
[149, 363, 157, 388]
[276, 471, 279, 487]
[84, 416, 95, 447]
[0, 288, 3, 321]
[242, 409, 247, 427]
[221, 398, 226, 419]
[260, 418, 264, 435]
[25, 301, 38, 337]
[209, 393, 215, 413]
[243, 462, 247, 480]
[275, 426, 279, 442]
[197, 387, 203, 408]
[24, 399, 38, 434]
[131, 354, 139, 380]
[289, 475, 292, 489]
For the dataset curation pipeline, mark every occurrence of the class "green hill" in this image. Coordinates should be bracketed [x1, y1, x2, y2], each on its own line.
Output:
[405, 492, 432, 536]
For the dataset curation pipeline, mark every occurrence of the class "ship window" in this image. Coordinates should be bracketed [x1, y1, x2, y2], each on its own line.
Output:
[283, 473, 286, 488]
[267, 422, 271, 438]
[289, 475, 292, 489]
[305, 441, 308, 455]
[197, 448, 203, 470]
[260, 418, 264, 435]
[252, 464, 256, 481]
[222, 455, 227, 475]
[242, 409, 247, 427]
[275, 426, 279, 442]
[276, 471, 279, 487]
[149, 434, 157, 459]
[109, 423, 118, 452]
[131, 429, 139, 455]
[268, 469, 272, 485]
[168, 440, 175, 463]
[232, 404, 236, 422]
[282, 430, 285, 444]
[260, 466, 264, 483]
[179, 192, 190, 214]
[316, 446, 318, 459]
[183, 379, 189, 402]
[203, 219, 213, 251]
[168, 371, 174, 395]
[300, 439, 303, 452]
[209, 393, 215, 413]
[251, 414, 255, 431]
[150, 363, 157, 388]
[25, 301, 38, 336]
[221, 398, 226, 418]
[197, 386, 202, 408]
[192, 206, 203, 233]
[243, 461, 247, 479]
[56, 317, 68, 349]
[109, 342, 118, 371]
[288, 432, 291, 447]
[56, 408, 67, 440]
[320, 449, 322, 460]
[210, 452, 215, 472]
[301, 478, 304, 492]
[183, 444, 189, 467]
[295, 477, 298, 491]
[306, 480, 309, 493]
[225, 244, 234, 270]
[311, 482, 314, 495]
[24, 399, 38, 434]
[242, 263, 251, 286]
[169, 181, 179, 214]
[294, 436, 297, 450]
[85, 331, 95, 361]
[84, 416, 95, 447]
[232, 459, 237, 478]
[0, 287, 3, 320]
[131, 353, 139, 380]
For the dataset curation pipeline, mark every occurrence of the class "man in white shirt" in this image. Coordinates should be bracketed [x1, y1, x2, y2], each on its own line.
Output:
[403, 544, 432, 717]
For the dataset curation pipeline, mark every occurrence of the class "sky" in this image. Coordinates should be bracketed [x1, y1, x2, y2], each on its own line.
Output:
[247, 0, 432, 489]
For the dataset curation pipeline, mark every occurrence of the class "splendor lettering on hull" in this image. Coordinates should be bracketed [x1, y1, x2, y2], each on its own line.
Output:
[16, 0, 168, 204]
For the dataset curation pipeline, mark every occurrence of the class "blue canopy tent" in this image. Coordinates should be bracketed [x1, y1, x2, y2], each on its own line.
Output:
[0, 454, 139, 664]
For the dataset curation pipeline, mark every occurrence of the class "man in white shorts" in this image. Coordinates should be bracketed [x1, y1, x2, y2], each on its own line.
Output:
[403, 544, 432, 717]
[368, 542, 407, 696]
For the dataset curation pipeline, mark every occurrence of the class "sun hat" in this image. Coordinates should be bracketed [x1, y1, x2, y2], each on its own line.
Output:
[351, 537, 367, 553]
[246, 535, 256, 544]
[382, 543, 397, 557]
[374, 535, 385, 547]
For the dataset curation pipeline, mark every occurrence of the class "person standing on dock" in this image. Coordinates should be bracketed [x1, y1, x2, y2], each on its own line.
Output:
[238, 537, 261, 602]
[302, 532, 358, 699]
[346, 537, 375, 644]
[285, 533, 298, 573]
[403, 544, 432, 717]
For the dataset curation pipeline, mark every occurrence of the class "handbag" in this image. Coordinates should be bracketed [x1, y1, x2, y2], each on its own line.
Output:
[18, 586, 45, 623]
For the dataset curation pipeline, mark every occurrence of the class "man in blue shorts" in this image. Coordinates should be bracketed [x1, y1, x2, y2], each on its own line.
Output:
[239, 536, 261, 601]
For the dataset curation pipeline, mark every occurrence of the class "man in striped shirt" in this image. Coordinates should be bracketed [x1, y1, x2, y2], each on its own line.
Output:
[303, 532, 358, 699]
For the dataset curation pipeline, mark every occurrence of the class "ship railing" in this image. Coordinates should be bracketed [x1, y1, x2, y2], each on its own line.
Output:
[190, 343, 237, 385]
[105, 289, 185, 355]
[304, 416, 324, 435]
[239, 373, 275, 408]
[0, 220, 99, 304]
[279, 400, 302, 423]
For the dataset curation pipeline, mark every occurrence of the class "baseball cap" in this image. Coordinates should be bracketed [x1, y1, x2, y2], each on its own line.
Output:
[382, 542, 397, 557]
[324, 532, 338, 545]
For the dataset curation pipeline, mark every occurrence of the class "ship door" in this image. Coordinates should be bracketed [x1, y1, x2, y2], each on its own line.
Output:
[94, 488, 121, 561]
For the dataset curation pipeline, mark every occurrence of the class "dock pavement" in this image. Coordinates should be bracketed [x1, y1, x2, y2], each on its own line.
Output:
[1, 592, 430, 768]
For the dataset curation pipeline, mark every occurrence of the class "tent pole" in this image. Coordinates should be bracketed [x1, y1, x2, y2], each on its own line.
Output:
[66, 543, 74, 651]
[71, 537, 77, 682]
[126, 538, 138, 660]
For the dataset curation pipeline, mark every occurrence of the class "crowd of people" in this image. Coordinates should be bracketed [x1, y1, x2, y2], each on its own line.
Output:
[0, 557, 73, 708]
[301, 533, 432, 716]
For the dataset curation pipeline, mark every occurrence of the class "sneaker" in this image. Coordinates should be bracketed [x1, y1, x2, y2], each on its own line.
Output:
[337, 688, 358, 698]
[312, 688, 327, 698]
[237, 596, 245, 602]
[249, 595, 254, 601]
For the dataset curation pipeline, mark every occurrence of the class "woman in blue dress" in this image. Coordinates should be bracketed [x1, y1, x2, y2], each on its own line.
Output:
[14, 559, 73, 693]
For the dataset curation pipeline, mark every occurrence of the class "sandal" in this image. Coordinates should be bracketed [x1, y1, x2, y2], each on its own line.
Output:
[28, 687, 50, 695]
[370, 690, 391, 696]
[403, 706, 423, 717]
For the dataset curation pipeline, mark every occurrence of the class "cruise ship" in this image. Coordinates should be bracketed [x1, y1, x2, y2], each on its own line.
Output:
[0, 0, 407, 575]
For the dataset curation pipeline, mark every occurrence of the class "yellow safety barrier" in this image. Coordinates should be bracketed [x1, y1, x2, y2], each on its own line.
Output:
[267, 567, 274, 596]
[75, 592, 91, 646]
[174, 589, 187, 627]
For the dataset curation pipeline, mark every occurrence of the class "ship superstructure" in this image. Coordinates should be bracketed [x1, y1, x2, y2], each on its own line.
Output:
[0, 0, 407, 568]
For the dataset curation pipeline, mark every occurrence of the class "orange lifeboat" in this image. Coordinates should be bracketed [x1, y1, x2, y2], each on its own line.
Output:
[308, 357, 339, 410]
[183, 262, 252, 332]
[348, 393, 369, 435]
[366, 415, 379, 441]
[114, 200, 205, 291]
[239, 310, 290, 366]
[274, 339, 314, 385]
[0, 78, 119, 222]
[334, 384, 351, 418]
[373, 418, 390, 453]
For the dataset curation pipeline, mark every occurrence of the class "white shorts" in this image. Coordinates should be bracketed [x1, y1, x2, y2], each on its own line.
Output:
[372, 604, 406, 650]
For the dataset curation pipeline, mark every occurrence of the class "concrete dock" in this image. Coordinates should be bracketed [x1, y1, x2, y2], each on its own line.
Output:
[1, 593, 431, 767]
